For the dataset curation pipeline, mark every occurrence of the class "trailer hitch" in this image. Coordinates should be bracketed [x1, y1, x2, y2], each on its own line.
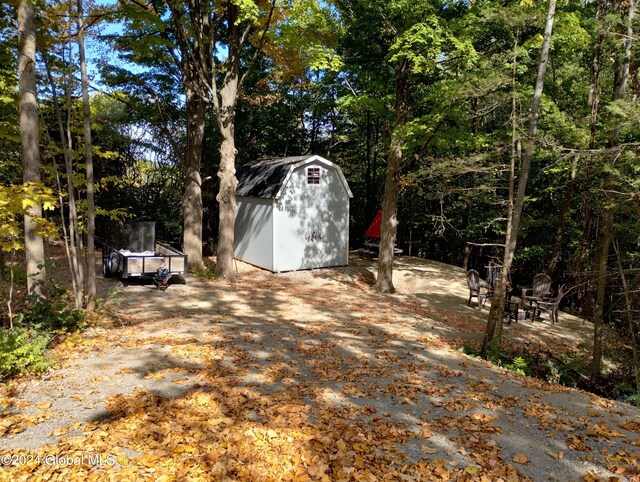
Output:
[153, 268, 173, 290]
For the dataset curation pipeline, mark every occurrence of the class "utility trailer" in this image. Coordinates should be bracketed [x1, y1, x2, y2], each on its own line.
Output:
[101, 222, 187, 289]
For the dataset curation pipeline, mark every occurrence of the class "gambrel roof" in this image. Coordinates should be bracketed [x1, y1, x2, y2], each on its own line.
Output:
[235, 155, 353, 199]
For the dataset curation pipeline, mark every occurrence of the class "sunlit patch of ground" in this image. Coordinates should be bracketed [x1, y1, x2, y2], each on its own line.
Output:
[1, 251, 639, 481]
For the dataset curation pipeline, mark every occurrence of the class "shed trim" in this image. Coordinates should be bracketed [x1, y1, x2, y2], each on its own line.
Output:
[272, 202, 278, 271]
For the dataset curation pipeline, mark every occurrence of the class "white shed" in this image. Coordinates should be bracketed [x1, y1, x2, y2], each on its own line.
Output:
[234, 155, 353, 272]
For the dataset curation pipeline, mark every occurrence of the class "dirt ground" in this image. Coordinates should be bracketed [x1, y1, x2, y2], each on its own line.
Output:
[1, 252, 639, 481]
[351, 255, 598, 352]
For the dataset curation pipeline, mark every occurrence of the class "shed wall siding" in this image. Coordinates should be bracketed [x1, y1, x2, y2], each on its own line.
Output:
[234, 197, 274, 270]
[273, 164, 349, 271]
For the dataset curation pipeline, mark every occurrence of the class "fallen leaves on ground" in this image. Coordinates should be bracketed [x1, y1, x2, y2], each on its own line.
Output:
[512, 453, 530, 464]
[1, 276, 637, 481]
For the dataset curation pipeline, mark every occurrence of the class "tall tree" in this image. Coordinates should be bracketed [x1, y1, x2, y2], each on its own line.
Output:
[590, 0, 635, 381]
[77, 0, 96, 302]
[18, 0, 46, 297]
[112, 0, 277, 274]
[335, 0, 477, 293]
[376, 57, 409, 292]
[43, 52, 83, 309]
[482, 0, 557, 357]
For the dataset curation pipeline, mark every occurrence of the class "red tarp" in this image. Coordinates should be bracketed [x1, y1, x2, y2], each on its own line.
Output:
[364, 211, 382, 238]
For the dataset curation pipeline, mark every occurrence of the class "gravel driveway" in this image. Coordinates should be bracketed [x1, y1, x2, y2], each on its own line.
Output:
[1, 257, 638, 481]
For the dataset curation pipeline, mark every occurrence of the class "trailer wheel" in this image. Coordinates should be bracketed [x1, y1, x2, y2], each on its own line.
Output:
[106, 252, 121, 276]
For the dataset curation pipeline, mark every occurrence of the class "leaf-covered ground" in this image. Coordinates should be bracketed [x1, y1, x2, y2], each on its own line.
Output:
[1, 262, 639, 481]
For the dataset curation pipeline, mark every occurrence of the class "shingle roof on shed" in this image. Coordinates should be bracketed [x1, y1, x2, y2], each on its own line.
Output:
[235, 155, 315, 198]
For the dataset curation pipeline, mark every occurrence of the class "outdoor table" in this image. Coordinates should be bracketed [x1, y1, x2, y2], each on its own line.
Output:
[504, 299, 520, 324]
[504, 299, 533, 324]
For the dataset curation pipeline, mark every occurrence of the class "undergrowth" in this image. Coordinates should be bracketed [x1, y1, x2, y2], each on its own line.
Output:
[1, 269, 85, 382]
[0, 328, 51, 379]
[460, 342, 640, 407]
[192, 263, 219, 279]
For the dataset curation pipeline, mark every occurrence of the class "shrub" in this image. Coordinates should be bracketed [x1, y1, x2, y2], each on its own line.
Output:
[619, 393, 640, 407]
[0, 328, 51, 380]
[22, 284, 85, 333]
[192, 264, 218, 279]
[460, 344, 480, 357]
[502, 356, 529, 376]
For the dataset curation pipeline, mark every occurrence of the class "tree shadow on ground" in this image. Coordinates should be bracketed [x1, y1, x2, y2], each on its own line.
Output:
[2, 271, 638, 481]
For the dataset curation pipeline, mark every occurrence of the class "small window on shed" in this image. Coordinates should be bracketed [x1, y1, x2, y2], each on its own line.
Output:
[307, 166, 320, 185]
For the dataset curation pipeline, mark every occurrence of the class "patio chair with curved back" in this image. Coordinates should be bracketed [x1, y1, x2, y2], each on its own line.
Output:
[534, 285, 565, 324]
[521, 273, 553, 305]
[466, 269, 490, 310]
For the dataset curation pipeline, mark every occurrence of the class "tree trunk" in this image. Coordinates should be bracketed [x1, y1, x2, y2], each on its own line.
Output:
[67, 28, 84, 295]
[578, 0, 606, 319]
[375, 59, 410, 293]
[612, 239, 640, 392]
[547, 153, 579, 279]
[182, 88, 206, 269]
[43, 53, 83, 309]
[590, 180, 612, 380]
[214, 5, 241, 278]
[482, 1, 556, 356]
[18, 0, 46, 298]
[483, 35, 519, 355]
[77, 0, 96, 304]
[373, 119, 380, 211]
[216, 124, 238, 277]
[365, 111, 372, 218]
[590, 0, 635, 381]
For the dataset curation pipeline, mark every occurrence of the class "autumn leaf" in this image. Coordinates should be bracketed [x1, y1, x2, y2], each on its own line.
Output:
[587, 423, 623, 438]
[421, 445, 438, 454]
[512, 453, 530, 464]
[419, 425, 434, 438]
[619, 421, 640, 433]
[50, 427, 69, 436]
[464, 466, 479, 475]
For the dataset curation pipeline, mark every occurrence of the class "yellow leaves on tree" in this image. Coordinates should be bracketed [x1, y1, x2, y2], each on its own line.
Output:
[0, 182, 58, 251]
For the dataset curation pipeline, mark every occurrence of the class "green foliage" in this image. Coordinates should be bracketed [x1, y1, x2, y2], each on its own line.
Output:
[4, 264, 27, 283]
[523, 350, 588, 387]
[192, 264, 219, 280]
[273, 0, 344, 74]
[483, 343, 530, 376]
[514, 244, 551, 263]
[15, 267, 87, 333]
[483, 338, 502, 364]
[0, 267, 85, 381]
[21, 287, 86, 333]
[460, 344, 480, 357]
[0, 7, 20, 185]
[390, 16, 477, 74]
[619, 392, 640, 407]
[94, 206, 134, 222]
[501, 356, 529, 376]
[462, 343, 529, 376]
[0, 328, 51, 380]
[230, 0, 260, 25]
